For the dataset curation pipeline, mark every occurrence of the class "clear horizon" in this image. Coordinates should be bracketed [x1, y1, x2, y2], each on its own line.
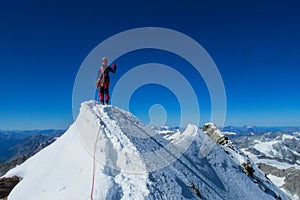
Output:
[0, 1, 299, 129]
[1, 119, 300, 131]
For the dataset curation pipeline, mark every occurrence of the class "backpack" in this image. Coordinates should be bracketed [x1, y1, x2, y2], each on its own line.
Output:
[97, 66, 107, 87]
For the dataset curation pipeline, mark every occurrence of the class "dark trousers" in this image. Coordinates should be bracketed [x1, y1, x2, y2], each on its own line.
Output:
[99, 81, 109, 103]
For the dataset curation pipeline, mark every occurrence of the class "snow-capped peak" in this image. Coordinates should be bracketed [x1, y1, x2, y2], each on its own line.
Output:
[3, 101, 289, 200]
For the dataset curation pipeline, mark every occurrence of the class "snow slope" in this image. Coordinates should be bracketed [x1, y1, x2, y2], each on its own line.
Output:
[4, 101, 289, 200]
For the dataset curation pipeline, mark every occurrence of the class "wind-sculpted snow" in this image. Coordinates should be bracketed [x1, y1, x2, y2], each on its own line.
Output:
[3, 101, 289, 200]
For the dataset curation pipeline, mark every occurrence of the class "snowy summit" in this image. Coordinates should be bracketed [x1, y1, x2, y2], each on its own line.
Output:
[3, 101, 289, 200]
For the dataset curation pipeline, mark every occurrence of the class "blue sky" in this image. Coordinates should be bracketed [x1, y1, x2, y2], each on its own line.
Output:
[0, 0, 299, 129]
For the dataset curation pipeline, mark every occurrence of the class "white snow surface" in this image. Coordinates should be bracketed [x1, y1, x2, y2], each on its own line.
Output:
[253, 140, 280, 157]
[241, 148, 300, 170]
[281, 134, 294, 140]
[4, 101, 289, 200]
[268, 175, 285, 187]
[222, 131, 237, 135]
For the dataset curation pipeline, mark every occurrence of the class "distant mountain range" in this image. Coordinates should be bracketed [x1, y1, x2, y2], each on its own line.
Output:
[222, 125, 300, 135]
[2, 102, 289, 200]
[0, 130, 65, 176]
[221, 126, 300, 200]
[1, 124, 299, 199]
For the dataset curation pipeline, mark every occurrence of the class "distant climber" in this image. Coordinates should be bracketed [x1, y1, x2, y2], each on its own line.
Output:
[188, 181, 202, 199]
[96, 57, 117, 105]
[242, 160, 255, 178]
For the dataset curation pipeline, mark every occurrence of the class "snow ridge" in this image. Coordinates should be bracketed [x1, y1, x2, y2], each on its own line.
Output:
[4, 101, 290, 200]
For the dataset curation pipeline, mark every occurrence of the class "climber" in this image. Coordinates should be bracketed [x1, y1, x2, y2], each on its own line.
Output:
[96, 57, 117, 105]
[242, 160, 255, 178]
[188, 181, 202, 198]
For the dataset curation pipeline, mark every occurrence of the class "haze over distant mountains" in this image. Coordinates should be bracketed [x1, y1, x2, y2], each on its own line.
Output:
[0, 130, 64, 176]
[1, 121, 299, 199]
[221, 126, 300, 200]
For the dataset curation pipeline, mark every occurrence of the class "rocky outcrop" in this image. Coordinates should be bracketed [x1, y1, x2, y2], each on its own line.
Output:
[0, 176, 21, 199]
[203, 123, 231, 146]
[0, 156, 27, 177]
[258, 163, 300, 198]
[0, 131, 64, 177]
[214, 127, 300, 199]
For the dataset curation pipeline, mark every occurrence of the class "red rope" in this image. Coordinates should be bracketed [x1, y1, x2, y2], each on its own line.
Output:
[90, 121, 102, 200]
